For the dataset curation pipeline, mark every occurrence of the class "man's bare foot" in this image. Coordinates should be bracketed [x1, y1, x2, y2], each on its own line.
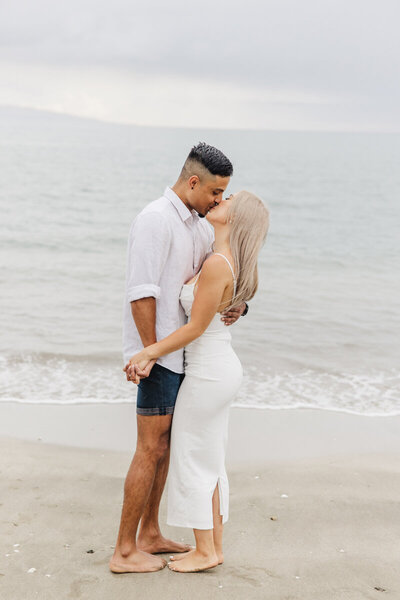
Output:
[170, 548, 224, 565]
[109, 549, 166, 573]
[137, 534, 192, 554]
[168, 550, 219, 573]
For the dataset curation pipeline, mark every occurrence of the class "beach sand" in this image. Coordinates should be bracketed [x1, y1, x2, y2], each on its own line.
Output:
[1, 405, 400, 599]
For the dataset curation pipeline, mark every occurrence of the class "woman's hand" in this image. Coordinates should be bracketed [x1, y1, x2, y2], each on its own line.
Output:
[123, 350, 154, 384]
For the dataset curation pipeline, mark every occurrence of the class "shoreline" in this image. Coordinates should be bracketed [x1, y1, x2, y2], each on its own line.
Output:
[4, 397, 400, 419]
[1, 402, 400, 465]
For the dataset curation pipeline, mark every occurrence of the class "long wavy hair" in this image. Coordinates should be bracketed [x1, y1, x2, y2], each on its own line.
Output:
[226, 191, 269, 309]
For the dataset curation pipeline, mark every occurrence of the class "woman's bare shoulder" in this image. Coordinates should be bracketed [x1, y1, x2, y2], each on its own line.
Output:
[200, 254, 233, 281]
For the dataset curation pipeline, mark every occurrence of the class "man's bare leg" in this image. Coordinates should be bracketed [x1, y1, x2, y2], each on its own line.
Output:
[137, 442, 192, 554]
[109, 415, 172, 573]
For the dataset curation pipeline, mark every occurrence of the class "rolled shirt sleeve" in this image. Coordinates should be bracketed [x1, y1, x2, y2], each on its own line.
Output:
[126, 211, 172, 302]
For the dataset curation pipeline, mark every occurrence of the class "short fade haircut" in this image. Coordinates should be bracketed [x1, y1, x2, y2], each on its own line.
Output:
[180, 142, 233, 180]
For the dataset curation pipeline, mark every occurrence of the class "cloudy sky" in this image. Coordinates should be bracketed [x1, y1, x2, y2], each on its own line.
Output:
[0, 0, 399, 131]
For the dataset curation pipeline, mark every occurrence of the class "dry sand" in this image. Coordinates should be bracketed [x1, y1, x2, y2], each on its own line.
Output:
[1, 406, 400, 599]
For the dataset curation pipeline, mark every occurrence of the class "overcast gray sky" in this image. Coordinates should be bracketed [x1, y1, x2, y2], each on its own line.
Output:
[1, 0, 399, 131]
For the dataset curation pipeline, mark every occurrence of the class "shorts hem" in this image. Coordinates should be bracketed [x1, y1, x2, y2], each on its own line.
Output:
[136, 406, 175, 416]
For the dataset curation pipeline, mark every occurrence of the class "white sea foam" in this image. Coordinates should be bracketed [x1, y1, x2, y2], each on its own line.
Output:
[236, 369, 400, 416]
[0, 354, 399, 417]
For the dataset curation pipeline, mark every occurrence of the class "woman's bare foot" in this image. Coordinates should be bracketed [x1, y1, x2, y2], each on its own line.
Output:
[170, 548, 224, 564]
[137, 535, 192, 554]
[109, 549, 166, 573]
[168, 550, 219, 573]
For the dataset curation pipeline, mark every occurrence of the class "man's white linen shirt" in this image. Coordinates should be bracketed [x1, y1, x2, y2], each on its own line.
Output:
[123, 187, 214, 373]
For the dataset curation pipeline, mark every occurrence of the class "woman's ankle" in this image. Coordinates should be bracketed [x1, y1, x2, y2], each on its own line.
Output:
[196, 545, 218, 559]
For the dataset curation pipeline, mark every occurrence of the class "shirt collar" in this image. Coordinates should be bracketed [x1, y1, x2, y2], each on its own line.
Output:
[164, 187, 199, 223]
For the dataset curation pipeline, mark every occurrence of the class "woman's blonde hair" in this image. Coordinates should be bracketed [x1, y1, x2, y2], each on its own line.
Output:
[226, 190, 269, 309]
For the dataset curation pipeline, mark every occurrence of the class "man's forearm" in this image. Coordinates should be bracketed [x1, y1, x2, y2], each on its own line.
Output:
[130, 297, 157, 347]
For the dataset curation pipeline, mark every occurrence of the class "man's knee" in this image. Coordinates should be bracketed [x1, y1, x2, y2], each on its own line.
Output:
[137, 433, 170, 461]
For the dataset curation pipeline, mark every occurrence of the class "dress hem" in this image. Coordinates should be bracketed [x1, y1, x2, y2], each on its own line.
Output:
[166, 516, 229, 530]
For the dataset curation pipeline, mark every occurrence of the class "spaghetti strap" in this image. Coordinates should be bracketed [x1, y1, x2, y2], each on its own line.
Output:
[192, 270, 201, 284]
[191, 253, 237, 302]
[213, 253, 237, 299]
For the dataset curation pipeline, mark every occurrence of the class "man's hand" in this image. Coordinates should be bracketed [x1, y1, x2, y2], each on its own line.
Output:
[221, 302, 247, 326]
[123, 354, 156, 384]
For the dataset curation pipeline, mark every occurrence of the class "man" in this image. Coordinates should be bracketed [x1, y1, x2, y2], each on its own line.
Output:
[110, 143, 247, 573]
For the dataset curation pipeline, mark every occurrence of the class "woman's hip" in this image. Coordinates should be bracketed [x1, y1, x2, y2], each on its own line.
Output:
[184, 347, 242, 381]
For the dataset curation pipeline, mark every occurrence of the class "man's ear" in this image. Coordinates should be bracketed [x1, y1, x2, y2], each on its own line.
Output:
[189, 175, 199, 190]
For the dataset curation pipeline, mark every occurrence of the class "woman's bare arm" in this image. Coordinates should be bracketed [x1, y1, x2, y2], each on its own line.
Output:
[125, 255, 230, 376]
[146, 255, 229, 359]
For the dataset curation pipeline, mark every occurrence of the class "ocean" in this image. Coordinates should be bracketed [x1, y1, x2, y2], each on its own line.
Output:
[1, 107, 399, 415]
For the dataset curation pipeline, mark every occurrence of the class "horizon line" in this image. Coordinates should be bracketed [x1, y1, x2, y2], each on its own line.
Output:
[1, 104, 399, 135]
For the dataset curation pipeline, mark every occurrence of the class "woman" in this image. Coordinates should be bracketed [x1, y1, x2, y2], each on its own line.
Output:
[126, 190, 269, 572]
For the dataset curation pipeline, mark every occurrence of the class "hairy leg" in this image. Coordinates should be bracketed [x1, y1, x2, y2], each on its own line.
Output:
[137, 440, 191, 554]
[109, 414, 172, 572]
[139, 443, 171, 536]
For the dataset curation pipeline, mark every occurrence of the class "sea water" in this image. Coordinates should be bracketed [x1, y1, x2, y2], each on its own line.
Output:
[1, 107, 399, 415]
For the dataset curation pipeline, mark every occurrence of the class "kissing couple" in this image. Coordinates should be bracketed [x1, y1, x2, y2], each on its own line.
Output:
[110, 142, 269, 573]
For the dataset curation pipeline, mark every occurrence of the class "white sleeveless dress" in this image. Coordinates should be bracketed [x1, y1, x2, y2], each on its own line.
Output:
[167, 254, 243, 530]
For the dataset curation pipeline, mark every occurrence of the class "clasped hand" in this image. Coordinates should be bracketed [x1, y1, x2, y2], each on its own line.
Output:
[123, 303, 247, 384]
[123, 351, 155, 385]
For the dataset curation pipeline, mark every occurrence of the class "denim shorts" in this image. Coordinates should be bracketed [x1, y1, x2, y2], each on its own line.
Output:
[136, 363, 185, 416]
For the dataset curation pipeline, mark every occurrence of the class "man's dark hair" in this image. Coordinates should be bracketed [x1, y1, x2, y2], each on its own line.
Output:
[183, 142, 233, 178]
